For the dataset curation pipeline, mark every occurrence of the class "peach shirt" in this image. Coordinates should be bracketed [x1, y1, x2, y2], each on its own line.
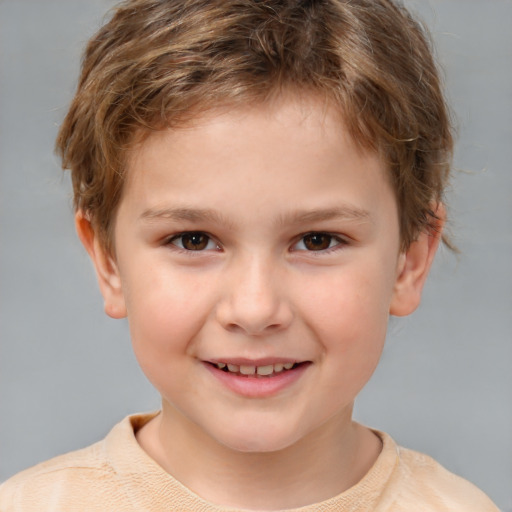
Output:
[0, 413, 499, 511]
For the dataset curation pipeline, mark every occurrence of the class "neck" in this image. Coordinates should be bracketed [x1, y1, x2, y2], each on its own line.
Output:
[136, 404, 381, 510]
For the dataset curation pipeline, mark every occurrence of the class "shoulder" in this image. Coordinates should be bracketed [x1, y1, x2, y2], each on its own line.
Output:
[0, 413, 158, 512]
[0, 441, 120, 511]
[379, 436, 500, 512]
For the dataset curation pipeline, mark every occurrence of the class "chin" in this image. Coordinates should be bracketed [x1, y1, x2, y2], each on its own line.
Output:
[222, 436, 296, 454]
[213, 420, 306, 454]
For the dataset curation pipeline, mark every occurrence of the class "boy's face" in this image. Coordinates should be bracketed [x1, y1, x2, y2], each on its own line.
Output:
[82, 93, 438, 453]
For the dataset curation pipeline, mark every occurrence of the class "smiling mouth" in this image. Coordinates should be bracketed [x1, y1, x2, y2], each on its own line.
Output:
[207, 361, 308, 377]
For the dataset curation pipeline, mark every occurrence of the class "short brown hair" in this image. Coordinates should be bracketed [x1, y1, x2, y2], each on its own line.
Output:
[56, 0, 453, 253]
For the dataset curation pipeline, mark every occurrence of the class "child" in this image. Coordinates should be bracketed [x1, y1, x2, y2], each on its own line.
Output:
[0, 0, 500, 510]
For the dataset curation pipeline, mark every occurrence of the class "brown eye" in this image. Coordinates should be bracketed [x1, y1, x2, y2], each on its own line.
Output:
[302, 233, 333, 251]
[172, 232, 213, 251]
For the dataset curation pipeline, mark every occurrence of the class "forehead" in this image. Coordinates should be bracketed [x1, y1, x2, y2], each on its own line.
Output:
[126, 92, 373, 179]
[120, 93, 396, 230]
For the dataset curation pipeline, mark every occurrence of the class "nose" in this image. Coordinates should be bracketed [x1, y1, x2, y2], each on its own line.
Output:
[215, 254, 293, 336]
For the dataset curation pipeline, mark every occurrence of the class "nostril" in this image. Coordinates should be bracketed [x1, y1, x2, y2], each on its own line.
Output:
[225, 322, 283, 336]
[215, 288, 293, 335]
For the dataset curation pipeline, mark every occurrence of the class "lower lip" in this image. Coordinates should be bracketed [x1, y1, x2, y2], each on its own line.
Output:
[204, 363, 310, 398]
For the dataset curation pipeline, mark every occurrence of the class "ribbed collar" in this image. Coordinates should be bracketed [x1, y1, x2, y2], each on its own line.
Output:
[105, 412, 400, 511]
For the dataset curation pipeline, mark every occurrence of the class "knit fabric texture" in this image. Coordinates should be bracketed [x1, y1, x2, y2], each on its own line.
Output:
[0, 412, 499, 511]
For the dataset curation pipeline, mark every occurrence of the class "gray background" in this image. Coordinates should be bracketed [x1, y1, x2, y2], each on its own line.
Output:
[1, 0, 511, 509]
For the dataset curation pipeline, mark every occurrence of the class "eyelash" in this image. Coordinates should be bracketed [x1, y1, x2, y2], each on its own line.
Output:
[165, 231, 348, 254]
[291, 232, 348, 253]
[165, 232, 220, 252]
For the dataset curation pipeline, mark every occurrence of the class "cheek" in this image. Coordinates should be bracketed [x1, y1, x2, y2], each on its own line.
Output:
[121, 266, 216, 367]
[302, 264, 391, 336]
[296, 261, 392, 376]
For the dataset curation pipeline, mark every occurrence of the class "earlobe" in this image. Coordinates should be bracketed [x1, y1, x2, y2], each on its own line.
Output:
[389, 205, 445, 317]
[75, 211, 127, 319]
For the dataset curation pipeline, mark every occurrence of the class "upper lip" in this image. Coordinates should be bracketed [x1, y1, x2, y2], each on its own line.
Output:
[205, 357, 306, 366]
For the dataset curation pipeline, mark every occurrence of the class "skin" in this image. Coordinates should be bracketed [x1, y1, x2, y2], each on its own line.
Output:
[77, 93, 442, 510]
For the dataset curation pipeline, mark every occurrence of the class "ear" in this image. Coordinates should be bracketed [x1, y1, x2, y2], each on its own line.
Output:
[389, 204, 445, 317]
[75, 211, 127, 319]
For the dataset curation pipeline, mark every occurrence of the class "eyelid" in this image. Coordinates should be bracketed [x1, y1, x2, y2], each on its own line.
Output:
[290, 232, 349, 253]
[165, 231, 221, 252]
[162, 230, 348, 254]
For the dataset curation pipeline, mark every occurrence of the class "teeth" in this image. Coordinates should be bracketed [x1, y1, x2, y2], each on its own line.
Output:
[256, 365, 274, 376]
[215, 362, 298, 376]
[240, 365, 256, 375]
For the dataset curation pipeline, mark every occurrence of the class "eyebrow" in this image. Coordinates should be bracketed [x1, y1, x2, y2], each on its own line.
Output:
[139, 206, 236, 229]
[277, 206, 372, 226]
[140, 205, 371, 228]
